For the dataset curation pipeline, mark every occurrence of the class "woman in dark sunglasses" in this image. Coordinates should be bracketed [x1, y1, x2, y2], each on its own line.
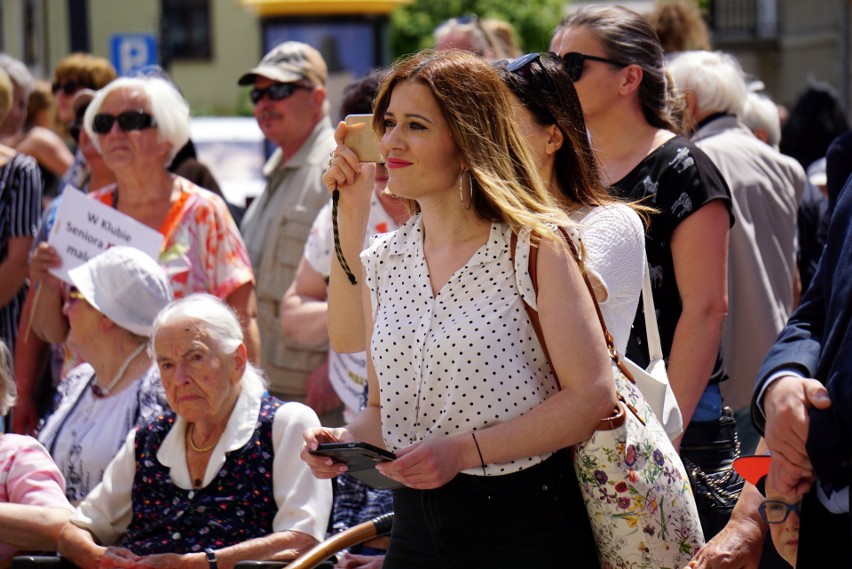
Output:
[28, 76, 261, 374]
[551, 3, 740, 557]
[51, 53, 116, 129]
[497, 52, 645, 357]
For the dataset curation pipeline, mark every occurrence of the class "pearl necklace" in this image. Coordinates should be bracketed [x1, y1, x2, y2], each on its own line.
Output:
[91, 343, 147, 397]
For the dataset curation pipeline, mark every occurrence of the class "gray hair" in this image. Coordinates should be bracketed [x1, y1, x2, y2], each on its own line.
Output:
[84, 76, 190, 166]
[0, 53, 34, 97]
[667, 50, 748, 117]
[434, 18, 493, 57]
[151, 293, 243, 354]
[0, 340, 16, 416]
[150, 294, 268, 389]
[742, 91, 781, 148]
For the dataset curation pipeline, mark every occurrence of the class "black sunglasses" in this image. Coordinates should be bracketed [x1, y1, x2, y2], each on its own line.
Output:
[250, 83, 306, 105]
[507, 52, 542, 74]
[91, 111, 157, 135]
[558, 52, 630, 82]
[52, 80, 83, 96]
[507, 53, 557, 94]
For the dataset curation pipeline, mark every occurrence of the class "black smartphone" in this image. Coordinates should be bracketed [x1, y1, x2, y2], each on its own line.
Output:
[310, 442, 402, 490]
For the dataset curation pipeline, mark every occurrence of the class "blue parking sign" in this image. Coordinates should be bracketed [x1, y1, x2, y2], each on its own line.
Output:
[111, 34, 158, 77]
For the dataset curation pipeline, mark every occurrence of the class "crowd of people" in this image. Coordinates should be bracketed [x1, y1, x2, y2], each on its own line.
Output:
[0, 2, 848, 568]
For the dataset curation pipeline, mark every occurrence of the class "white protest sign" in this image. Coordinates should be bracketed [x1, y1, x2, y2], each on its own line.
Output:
[48, 187, 164, 283]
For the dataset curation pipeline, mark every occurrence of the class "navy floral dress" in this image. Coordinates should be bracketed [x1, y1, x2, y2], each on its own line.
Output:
[123, 396, 282, 554]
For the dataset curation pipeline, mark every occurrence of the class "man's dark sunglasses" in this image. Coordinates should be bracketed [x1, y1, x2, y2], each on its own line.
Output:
[91, 111, 157, 134]
[558, 52, 630, 82]
[250, 82, 307, 105]
[52, 80, 84, 95]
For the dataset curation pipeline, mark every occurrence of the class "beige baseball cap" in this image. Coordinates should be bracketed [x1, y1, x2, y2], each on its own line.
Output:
[238, 41, 327, 87]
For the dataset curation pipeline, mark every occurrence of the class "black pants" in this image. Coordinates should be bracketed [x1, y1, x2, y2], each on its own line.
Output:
[383, 450, 598, 569]
[679, 408, 745, 541]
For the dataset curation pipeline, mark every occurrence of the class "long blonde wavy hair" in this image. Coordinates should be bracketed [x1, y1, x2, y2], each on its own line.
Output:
[371, 49, 577, 245]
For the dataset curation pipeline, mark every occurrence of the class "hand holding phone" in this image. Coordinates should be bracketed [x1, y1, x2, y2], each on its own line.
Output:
[310, 442, 402, 489]
[344, 114, 382, 163]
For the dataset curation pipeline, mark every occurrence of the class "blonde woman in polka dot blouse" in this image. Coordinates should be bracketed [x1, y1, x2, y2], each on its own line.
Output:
[302, 50, 616, 568]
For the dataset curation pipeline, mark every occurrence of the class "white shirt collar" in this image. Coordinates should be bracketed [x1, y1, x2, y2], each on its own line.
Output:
[157, 375, 265, 488]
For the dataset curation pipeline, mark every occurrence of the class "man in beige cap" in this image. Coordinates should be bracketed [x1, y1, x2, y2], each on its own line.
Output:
[237, 42, 338, 422]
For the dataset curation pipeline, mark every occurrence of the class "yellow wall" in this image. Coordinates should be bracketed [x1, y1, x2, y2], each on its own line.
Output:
[2, 0, 260, 115]
[163, 0, 261, 115]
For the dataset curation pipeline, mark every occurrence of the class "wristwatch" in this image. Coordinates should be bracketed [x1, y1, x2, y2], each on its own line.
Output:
[205, 548, 218, 569]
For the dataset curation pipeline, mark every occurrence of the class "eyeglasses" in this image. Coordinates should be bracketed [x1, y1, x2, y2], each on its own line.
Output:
[558, 52, 630, 82]
[69, 124, 82, 143]
[91, 111, 157, 135]
[69, 103, 91, 143]
[758, 500, 801, 524]
[67, 288, 87, 305]
[52, 80, 83, 96]
[250, 83, 307, 105]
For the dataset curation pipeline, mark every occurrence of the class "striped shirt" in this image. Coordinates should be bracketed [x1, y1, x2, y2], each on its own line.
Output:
[0, 153, 42, 354]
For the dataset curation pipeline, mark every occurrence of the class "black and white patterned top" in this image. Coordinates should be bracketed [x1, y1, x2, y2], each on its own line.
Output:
[361, 217, 559, 476]
[611, 135, 733, 386]
[36, 363, 166, 504]
[0, 152, 42, 353]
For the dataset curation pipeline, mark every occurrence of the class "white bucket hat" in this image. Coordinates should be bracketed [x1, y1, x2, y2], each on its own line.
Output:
[67, 246, 173, 337]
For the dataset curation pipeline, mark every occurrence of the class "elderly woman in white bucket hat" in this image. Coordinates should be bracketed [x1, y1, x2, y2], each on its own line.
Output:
[36, 246, 173, 505]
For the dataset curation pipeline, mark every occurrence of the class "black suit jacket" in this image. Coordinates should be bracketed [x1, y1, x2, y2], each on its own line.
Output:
[752, 175, 852, 490]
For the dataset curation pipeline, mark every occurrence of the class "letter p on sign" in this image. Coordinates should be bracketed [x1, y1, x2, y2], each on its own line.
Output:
[111, 34, 158, 77]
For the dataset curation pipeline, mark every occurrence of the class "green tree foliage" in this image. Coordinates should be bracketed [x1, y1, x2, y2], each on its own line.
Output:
[390, 0, 568, 58]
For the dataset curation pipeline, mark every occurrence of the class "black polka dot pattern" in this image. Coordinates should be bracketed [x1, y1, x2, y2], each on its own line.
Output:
[360, 217, 560, 476]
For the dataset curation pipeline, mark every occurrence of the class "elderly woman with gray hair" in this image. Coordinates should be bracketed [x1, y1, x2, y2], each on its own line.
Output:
[28, 76, 260, 369]
[58, 294, 331, 569]
[0, 339, 74, 566]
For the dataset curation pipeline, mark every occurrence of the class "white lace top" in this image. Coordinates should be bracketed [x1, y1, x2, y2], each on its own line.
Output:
[573, 203, 646, 356]
[361, 217, 558, 476]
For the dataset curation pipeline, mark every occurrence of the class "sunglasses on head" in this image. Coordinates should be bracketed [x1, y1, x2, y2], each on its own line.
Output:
[250, 82, 307, 105]
[91, 111, 157, 135]
[507, 53, 557, 94]
[52, 80, 84, 96]
[558, 52, 630, 82]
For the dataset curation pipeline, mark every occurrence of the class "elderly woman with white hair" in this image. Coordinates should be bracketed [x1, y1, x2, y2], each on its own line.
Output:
[0, 339, 75, 566]
[58, 294, 331, 568]
[28, 76, 260, 366]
